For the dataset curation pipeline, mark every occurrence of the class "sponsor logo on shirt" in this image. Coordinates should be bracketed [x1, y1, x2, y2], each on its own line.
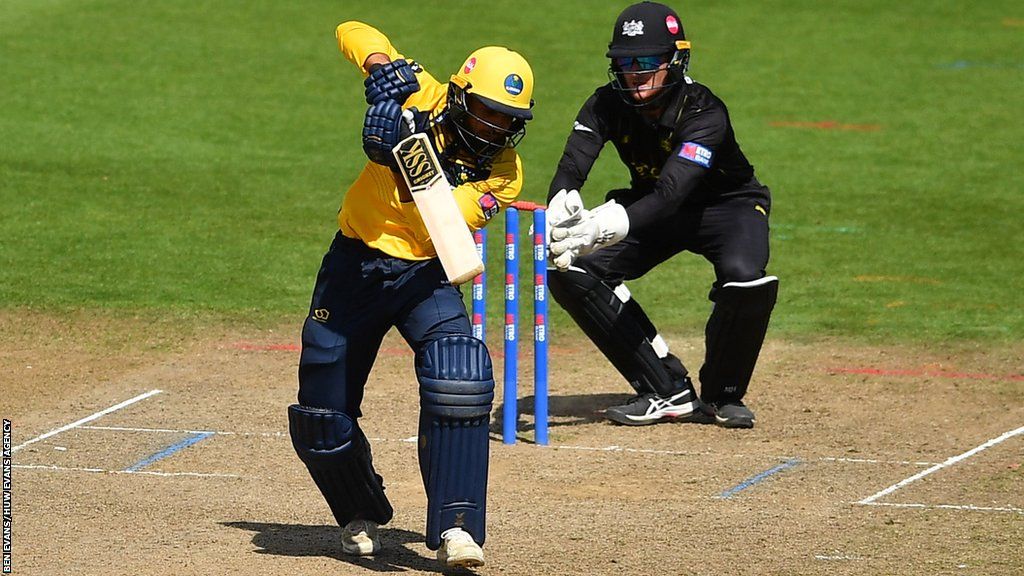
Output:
[678, 141, 713, 167]
[479, 193, 500, 220]
[572, 121, 594, 133]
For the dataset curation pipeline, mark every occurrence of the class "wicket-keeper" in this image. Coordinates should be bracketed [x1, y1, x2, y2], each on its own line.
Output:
[546, 2, 777, 429]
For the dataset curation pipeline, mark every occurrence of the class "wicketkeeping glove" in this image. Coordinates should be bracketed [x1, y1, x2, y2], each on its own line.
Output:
[365, 59, 420, 105]
[549, 200, 629, 270]
[362, 100, 415, 168]
[546, 189, 587, 234]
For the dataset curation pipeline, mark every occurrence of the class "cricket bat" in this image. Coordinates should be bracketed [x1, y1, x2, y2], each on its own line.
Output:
[392, 132, 484, 286]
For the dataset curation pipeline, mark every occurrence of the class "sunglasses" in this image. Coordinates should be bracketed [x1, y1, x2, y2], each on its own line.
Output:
[613, 55, 669, 72]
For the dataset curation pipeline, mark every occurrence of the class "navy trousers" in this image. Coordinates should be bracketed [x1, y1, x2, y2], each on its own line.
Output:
[297, 231, 472, 416]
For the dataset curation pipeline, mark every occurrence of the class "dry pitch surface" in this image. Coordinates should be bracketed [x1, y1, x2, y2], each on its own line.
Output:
[2, 311, 1022, 575]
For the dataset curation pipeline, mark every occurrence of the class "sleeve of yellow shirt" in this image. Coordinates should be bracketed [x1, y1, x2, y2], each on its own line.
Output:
[451, 150, 524, 232]
[335, 20, 444, 111]
[336, 21, 405, 76]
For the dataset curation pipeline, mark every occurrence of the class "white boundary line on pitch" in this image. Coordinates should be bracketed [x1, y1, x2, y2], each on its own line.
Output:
[814, 554, 865, 561]
[550, 445, 940, 466]
[11, 389, 163, 452]
[819, 456, 938, 466]
[857, 425, 1024, 505]
[74, 425, 941, 465]
[80, 425, 287, 438]
[13, 463, 238, 479]
[857, 501, 1024, 515]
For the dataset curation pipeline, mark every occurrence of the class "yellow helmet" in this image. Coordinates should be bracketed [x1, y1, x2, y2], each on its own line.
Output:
[441, 46, 534, 168]
[450, 46, 534, 120]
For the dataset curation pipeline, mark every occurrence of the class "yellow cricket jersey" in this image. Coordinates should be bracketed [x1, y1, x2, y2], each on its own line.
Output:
[334, 21, 524, 260]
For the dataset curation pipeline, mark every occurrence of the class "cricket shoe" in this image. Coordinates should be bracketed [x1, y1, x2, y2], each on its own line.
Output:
[711, 401, 756, 429]
[437, 528, 484, 569]
[341, 519, 380, 556]
[605, 385, 715, 426]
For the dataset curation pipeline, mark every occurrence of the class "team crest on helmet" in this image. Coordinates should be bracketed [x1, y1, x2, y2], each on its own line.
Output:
[622, 20, 644, 36]
[463, 57, 477, 74]
[504, 74, 524, 95]
[665, 15, 679, 34]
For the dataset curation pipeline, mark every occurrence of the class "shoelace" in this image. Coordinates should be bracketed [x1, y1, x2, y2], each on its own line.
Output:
[442, 529, 474, 543]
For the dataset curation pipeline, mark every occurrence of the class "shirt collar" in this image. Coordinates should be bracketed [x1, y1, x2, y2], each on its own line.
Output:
[656, 84, 688, 131]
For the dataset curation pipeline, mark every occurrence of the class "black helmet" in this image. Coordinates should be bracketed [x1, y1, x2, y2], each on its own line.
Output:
[607, 2, 691, 106]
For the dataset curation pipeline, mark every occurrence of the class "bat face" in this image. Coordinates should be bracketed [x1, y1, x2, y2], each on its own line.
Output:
[392, 133, 484, 286]
[394, 134, 443, 193]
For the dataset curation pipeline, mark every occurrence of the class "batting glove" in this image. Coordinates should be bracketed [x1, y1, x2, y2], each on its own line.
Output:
[362, 100, 417, 167]
[365, 59, 420, 105]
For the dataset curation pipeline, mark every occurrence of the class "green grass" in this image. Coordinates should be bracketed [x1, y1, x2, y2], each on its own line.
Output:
[1, 0, 1022, 342]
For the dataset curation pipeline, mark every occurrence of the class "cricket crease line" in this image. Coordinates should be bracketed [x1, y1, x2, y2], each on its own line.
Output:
[534, 444, 937, 466]
[857, 425, 1024, 504]
[13, 463, 238, 478]
[814, 555, 865, 561]
[11, 389, 163, 453]
[855, 501, 1024, 515]
[716, 458, 801, 499]
[124, 431, 214, 472]
[80, 425, 288, 438]
[820, 456, 938, 466]
[74, 426, 942, 465]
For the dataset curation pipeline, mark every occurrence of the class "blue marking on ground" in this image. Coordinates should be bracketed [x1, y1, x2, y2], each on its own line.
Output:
[717, 458, 801, 499]
[938, 61, 1024, 70]
[124, 431, 214, 472]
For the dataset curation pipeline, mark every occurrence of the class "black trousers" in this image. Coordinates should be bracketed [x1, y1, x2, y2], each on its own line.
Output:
[555, 183, 774, 403]
[579, 187, 771, 288]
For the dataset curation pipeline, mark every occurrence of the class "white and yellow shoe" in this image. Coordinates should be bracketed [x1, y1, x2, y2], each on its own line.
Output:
[437, 527, 484, 568]
[341, 519, 380, 556]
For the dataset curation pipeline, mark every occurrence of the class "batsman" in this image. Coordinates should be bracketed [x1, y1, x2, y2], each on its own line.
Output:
[546, 2, 777, 428]
[287, 21, 534, 569]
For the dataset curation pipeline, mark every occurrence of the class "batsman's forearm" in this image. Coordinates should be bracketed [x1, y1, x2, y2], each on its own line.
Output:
[364, 53, 391, 72]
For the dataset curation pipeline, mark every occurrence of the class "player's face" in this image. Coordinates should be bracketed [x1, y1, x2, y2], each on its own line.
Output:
[445, 84, 529, 167]
[614, 54, 672, 103]
[465, 96, 516, 143]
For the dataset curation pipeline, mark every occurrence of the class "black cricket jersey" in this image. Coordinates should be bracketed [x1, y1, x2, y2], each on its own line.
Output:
[548, 80, 768, 232]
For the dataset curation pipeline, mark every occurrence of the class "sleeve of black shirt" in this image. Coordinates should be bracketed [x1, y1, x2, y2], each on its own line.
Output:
[547, 91, 610, 202]
[624, 105, 727, 231]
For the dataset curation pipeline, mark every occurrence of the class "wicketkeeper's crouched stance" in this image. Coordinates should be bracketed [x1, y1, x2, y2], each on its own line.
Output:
[545, 2, 777, 429]
[289, 21, 534, 569]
